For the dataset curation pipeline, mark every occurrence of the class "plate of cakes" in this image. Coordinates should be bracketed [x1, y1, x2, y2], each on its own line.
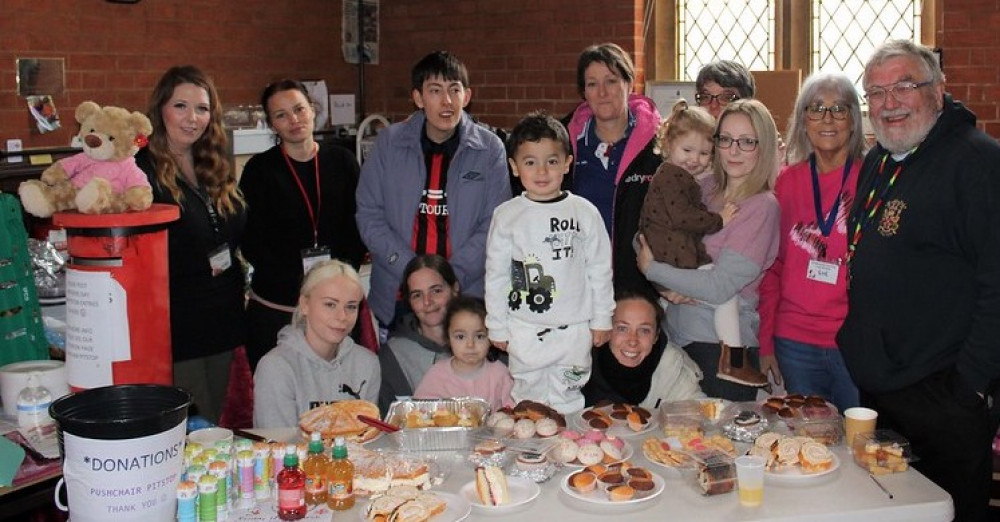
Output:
[546, 429, 633, 468]
[485, 400, 566, 440]
[459, 465, 541, 515]
[561, 462, 664, 507]
[362, 487, 470, 522]
[573, 402, 658, 437]
[760, 394, 839, 425]
[749, 432, 840, 486]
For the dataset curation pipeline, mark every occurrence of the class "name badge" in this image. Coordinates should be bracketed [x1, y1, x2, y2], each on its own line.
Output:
[301, 246, 331, 274]
[208, 243, 232, 276]
[806, 259, 839, 285]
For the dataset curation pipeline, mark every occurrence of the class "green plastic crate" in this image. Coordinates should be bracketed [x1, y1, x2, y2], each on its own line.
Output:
[0, 193, 49, 366]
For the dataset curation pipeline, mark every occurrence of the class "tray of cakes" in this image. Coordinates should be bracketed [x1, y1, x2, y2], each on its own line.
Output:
[384, 397, 491, 451]
[748, 432, 839, 485]
[573, 401, 658, 437]
[562, 461, 664, 508]
[760, 394, 839, 425]
[546, 429, 634, 467]
[484, 400, 567, 440]
[298, 399, 382, 444]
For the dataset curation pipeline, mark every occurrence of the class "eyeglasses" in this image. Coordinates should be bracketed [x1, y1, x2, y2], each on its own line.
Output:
[806, 104, 849, 121]
[695, 91, 739, 106]
[863, 80, 933, 106]
[714, 135, 759, 152]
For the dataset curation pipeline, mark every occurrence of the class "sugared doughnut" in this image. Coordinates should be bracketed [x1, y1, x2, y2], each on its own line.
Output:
[513, 419, 536, 439]
[549, 439, 579, 464]
[535, 417, 559, 437]
[576, 444, 605, 466]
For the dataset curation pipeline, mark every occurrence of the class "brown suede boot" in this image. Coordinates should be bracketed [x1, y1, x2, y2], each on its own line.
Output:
[716, 343, 769, 387]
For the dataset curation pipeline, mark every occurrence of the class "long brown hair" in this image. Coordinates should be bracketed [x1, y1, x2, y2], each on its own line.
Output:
[712, 99, 777, 202]
[146, 65, 243, 216]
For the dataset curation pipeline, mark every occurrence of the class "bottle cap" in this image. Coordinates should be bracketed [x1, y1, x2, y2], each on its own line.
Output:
[308, 432, 324, 454]
[284, 444, 298, 466]
[332, 437, 348, 459]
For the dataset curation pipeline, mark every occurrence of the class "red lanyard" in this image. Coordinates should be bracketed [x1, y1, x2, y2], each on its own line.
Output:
[281, 145, 321, 247]
[846, 154, 903, 267]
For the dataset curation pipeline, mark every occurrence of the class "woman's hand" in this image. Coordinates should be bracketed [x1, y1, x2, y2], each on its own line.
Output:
[491, 340, 508, 352]
[661, 289, 694, 305]
[591, 329, 611, 347]
[759, 354, 783, 386]
[635, 233, 654, 274]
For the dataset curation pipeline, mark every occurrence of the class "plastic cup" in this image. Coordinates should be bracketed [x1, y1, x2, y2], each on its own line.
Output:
[189, 426, 235, 446]
[844, 407, 878, 446]
[735, 455, 765, 507]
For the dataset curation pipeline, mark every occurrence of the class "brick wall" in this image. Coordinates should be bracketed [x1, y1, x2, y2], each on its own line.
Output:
[0, 0, 645, 149]
[937, 0, 1000, 137]
[1, 0, 353, 148]
[1, 0, 995, 151]
[367, 0, 646, 128]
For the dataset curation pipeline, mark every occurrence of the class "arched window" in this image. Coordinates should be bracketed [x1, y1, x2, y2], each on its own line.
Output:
[651, 0, 930, 95]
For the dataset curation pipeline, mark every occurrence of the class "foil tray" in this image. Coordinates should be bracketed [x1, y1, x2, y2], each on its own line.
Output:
[384, 397, 491, 451]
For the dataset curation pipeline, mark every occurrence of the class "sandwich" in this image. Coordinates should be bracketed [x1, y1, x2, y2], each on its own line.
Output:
[475, 465, 510, 506]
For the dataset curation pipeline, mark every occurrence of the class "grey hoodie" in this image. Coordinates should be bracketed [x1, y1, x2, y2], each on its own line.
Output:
[254, 323, 381, 428]
[377, 313, 450, 412]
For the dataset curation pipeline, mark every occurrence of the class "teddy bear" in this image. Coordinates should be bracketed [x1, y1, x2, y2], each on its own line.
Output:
[18, 101, 153, 217]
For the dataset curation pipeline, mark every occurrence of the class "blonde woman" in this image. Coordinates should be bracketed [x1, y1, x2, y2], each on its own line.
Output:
[253, 260, 381, 428]
[136, 65, 246, 423]
[637, 99, 780, 401]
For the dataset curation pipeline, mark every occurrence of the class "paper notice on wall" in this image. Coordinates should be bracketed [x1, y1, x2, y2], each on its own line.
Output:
[342, 0, 379, 64]
[65, 269, 131, 389]
[329, 94, 356, 126]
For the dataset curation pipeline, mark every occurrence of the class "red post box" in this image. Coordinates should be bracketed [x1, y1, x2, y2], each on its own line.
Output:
[53, 204, 179, 390]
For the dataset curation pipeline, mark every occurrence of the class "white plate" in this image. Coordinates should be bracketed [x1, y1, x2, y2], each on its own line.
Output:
[765, 453, 840, 486]
[360, 491, 471, 522]
[459, 476, 541, 515]
[640, 440, 694, 476]
[560, 469, 665, 506]
[571, 408, 659, 437]
[560, 440, 634, 468]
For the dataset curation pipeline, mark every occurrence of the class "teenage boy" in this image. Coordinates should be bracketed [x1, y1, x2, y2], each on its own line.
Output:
[485, 112, 614, 413]
[357, 51, 510, 333]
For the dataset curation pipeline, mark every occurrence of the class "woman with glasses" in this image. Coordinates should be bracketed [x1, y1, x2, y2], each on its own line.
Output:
[637, 99, 780, 401]
[695, 60, 756, 119]
[567, 43, 663, 298]
[757, 72, 867, 413]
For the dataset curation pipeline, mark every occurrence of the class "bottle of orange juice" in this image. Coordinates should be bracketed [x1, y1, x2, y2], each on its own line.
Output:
[326, 437, 354, 510]
[302, 432, 330, 506]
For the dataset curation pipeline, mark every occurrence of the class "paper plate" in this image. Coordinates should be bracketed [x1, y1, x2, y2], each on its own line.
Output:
[560, 470, 665, 508]
[765, 453, 840, 486]
[459, 476, 541, 515]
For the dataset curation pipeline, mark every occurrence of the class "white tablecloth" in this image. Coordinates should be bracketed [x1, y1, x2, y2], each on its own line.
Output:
[245, 426, 952, 522]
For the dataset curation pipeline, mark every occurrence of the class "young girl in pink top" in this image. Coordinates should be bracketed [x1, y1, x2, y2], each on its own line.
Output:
[413, 296, 514, 410]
